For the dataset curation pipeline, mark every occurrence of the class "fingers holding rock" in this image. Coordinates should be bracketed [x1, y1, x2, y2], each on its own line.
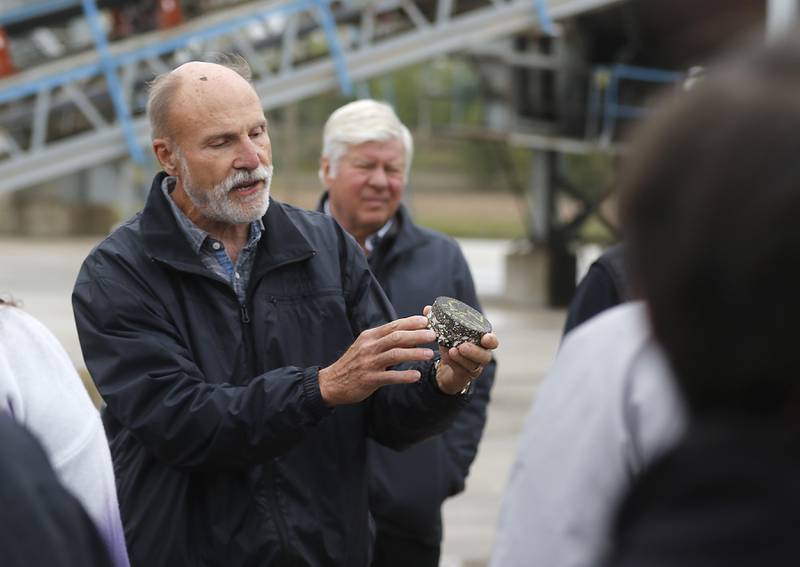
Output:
[320, 318, 439, 406]
[480, 332, 499, 350]
[378, 328, 436, 351]
[373, 315, 431, 338]
[376, 347, 435, 368]
[446, 342, 492, 373]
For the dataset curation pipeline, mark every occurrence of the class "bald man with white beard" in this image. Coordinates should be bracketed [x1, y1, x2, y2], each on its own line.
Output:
[72, 59, 498, 567]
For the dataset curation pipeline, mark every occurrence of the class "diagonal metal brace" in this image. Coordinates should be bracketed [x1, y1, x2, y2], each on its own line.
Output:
[80, 0, 145, 163]
[313, 0, 353, 96]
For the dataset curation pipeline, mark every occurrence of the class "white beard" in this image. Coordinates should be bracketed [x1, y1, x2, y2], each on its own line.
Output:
[180, 159, 273, 225]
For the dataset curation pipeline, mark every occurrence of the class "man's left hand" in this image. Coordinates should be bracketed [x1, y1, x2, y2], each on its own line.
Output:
[423, 305, 499, 395]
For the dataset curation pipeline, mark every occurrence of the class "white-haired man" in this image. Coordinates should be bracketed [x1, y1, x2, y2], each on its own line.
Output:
[317, 99, 496, 567]
[72, 60, 498, 567]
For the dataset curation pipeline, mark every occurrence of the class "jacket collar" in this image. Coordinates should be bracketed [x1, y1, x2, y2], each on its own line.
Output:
[382, 203, 428, 259]
[142, 172, 316, 275]
[315, 191, 429, 261]
[252, 192, 317, 278]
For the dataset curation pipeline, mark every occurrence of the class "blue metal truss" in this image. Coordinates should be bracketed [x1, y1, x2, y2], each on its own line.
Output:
[0, 0, 625, 193]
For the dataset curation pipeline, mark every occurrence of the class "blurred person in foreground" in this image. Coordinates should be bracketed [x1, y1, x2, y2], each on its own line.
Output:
[72, 57, 497, 567]
[491, 51, 718, 567]
[0, 410, 112, 566]
[0, 298, 129, 567]
[605, 33, 800, 566]
[494, 63, 716, 567]
[490, 299, 684, 567]
[317, 99, 495, 567]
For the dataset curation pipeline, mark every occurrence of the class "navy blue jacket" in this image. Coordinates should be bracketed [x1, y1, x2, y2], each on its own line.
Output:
[72, 173, 467, 567]
[318, 196, 495, 546]
[563, 243, 631, 336]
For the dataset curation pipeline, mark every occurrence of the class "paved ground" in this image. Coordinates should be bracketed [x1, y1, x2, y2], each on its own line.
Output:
[0, 236, 565, 567]
[440, 299, 563, 567]
[0, 237, 99, 365]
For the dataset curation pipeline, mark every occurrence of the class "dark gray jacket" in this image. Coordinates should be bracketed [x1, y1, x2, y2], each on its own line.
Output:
[318, 196, 495, 545]
[72, 173, 467, 567]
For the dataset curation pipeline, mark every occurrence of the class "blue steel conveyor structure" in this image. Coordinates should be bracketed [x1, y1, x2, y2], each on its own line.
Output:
[0, 0, 624, 194]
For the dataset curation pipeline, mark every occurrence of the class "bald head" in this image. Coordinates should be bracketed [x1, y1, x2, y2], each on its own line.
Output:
[147, 59, 255, 142]
[148, 57, 273, 231]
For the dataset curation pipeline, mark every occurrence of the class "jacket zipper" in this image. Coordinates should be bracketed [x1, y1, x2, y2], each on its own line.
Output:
[155, 255, 308, 561]
[239, 297, 291, 562]
[264, 461, 290, 562]
[249, 259, 320, 564]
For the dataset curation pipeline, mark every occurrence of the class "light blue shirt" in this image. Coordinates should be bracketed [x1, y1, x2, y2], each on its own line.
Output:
[161, 177, 264, 302]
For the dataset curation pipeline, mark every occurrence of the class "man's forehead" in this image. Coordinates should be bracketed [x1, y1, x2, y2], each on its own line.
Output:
[345, 138, 405, 160]
[169, 66, 264, 133]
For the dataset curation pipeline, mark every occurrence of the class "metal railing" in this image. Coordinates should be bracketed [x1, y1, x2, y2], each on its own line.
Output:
[586, 63, 682, 144]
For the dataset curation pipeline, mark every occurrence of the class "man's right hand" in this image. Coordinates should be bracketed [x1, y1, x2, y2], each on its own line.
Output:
[318, 315, 436, 406]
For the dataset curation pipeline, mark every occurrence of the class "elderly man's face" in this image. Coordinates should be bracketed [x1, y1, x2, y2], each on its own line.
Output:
[323, 138, 406, 240]
[157, 65, 273, 226]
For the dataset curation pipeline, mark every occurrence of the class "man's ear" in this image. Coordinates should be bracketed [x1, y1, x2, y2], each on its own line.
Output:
[153, 138, 179, 175]
[319, 156, 332, 186]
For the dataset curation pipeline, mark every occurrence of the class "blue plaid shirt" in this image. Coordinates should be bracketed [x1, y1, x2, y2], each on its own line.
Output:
[162, 177, 264, 302]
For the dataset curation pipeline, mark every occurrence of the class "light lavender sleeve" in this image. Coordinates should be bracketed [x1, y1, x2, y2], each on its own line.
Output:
[0, 307, 130, 567]
[490, 302, 686, 567]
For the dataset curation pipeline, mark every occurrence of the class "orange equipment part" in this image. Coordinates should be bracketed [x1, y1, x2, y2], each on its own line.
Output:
[157, 0, 184, 29]
[110, 7, 134, 39]
[0, 27, 16, 78]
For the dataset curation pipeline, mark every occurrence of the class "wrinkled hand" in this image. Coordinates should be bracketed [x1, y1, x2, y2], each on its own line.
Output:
[318, 315, 436, 406]
[423, 305, 499, 395]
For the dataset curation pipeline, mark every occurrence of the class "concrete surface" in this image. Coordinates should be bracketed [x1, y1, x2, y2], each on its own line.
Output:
[0, 236, 565, 567]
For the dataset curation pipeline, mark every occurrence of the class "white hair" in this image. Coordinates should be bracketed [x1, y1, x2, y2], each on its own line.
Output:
[319, 99, 414, 183]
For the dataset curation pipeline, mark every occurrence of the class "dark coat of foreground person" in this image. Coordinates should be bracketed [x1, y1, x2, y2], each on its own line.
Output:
[608, 421, 800, 567]
[72, 172, 469, 567]
[563, 243, 631, 336]
[0, 412, 112, 567]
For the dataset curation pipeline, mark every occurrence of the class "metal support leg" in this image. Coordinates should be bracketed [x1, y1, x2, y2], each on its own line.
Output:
[528, 150, 552, 244]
